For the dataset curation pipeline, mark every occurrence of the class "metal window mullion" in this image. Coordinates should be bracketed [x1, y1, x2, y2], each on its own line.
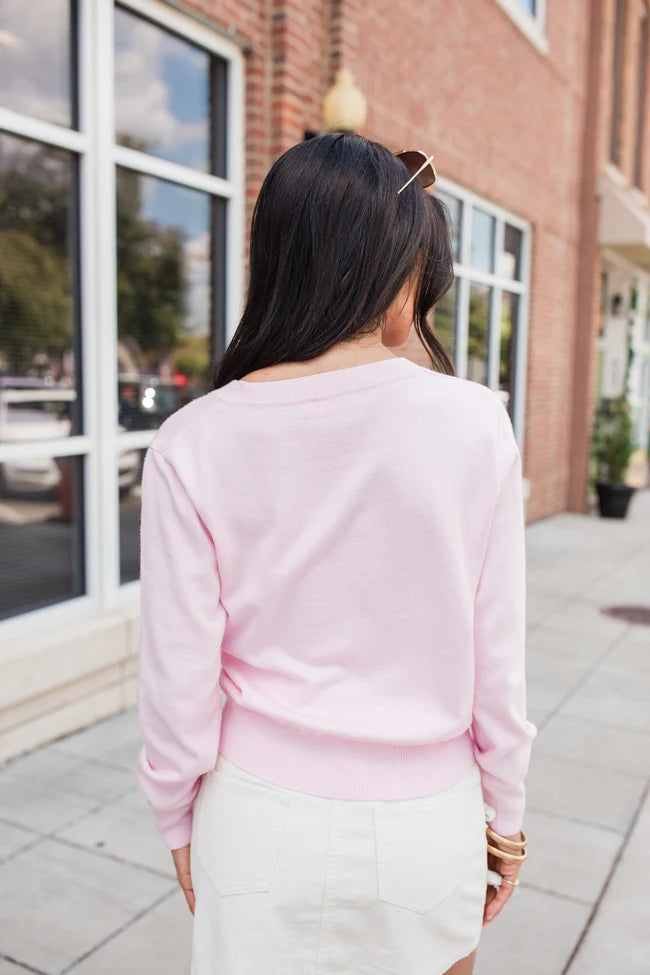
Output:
[488, 286, 502, 392]
[0, 106, 88, 153]
[513, 222, 532, 453]
[488, 219, 505, 391]
[112, 144, 233, 197]
[93, 0, 121, 607]
[0, 435, 93, 463]
[456, 275, 470, 381]
[451, 264, 526, 294]
[76, 0, 102, 606]
[225, 50, 245, 342]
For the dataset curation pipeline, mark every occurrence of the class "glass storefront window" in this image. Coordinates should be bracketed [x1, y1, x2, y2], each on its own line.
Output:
[500, 223, 523, 281]
[433, 278, 457, 365]
[0, 131, 81, 440]
[114, 5, 227, 176]
[500, 292, 520, 416]
[0, 452, 85, 619]
[115, 169, 224, 428]
[470, 207, 495, 273]
[0, 0, 75, 128]
[0, 1, 239, 621]
[435, 189, 462, 262]
[468, 283, 491, 384]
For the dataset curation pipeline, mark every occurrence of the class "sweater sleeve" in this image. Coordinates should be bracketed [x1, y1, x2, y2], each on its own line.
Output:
[136, 444, 227, 851]
[471, 401, 538, 836]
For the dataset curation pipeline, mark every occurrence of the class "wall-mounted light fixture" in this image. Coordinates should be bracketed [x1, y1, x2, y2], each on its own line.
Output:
[322, 68, 367, 132]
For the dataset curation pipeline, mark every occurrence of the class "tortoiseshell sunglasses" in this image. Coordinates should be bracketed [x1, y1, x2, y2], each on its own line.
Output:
[394, 149, 437, 194]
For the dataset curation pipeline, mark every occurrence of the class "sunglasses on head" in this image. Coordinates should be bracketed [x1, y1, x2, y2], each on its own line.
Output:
[394, 149, 437, 194]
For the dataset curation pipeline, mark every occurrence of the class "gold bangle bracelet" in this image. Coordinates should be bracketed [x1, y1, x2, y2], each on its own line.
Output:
[486, 843, 528, 864]
[486, 826, 528, 850]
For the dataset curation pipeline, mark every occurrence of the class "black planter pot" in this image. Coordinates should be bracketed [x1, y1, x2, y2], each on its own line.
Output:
[595, 481, 637, 519]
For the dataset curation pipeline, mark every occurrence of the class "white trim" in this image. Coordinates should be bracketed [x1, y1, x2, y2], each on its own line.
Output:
[438, 174, 531, 233]
[492, 0, 549, 54]
[0, 436, 92, 463]
[226, 51, 246, 342]
[452, 263, 527, 293]
[113, 144, 234, 198]
[119, 0, 244, 62]
[93, 0, 121, 607]
[116, 429, 157, 451]
[0, 107, 87, 153]
[78, 0, 102, 615]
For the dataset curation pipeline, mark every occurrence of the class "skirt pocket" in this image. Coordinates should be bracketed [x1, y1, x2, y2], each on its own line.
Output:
[374, 768, 487, 914]
[192, 768, 292, 896]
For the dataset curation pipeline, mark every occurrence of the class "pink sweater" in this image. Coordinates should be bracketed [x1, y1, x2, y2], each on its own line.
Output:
[136, 355, 538, 850]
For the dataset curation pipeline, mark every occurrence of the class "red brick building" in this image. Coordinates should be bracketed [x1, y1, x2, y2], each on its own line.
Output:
[0, 0, 648, 754]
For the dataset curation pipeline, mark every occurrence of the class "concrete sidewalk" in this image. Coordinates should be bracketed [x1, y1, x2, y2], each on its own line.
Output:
[1, 489, 649, 974]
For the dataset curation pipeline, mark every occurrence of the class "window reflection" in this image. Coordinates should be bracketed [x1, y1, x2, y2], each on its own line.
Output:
[0, 453, 85, 619]
[470, 208, 495, 273]
[435, 190, 461, 261]
[468, 283, 491, 384]
[500, 224, 522, 280]
[433, 278, 457, 364]
[0, 0, 74, 127]
[116, 168, 220, 429]
[500, 292, 520, 416]
[0, 132, 80, 440]
[119, 447, 146, 585]
[114, 5, 226, 175]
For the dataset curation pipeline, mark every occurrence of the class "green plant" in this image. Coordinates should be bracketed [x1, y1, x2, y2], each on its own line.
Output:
[591, 397, 637, 484]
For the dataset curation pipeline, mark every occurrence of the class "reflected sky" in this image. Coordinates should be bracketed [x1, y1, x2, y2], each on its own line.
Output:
[117, 169, 211, 338]
[0, 0, 72, 127]
[114, 5, 212, 172]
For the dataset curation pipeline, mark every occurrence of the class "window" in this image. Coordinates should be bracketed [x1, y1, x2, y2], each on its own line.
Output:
[610, 0, 628, 167]
[634, 2, 649, 188]
[0, 0, 243, 622]
[433, 183, 529, 435]
[492, 0, 548, 53]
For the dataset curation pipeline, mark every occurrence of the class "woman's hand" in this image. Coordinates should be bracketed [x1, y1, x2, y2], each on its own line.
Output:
[172, 844, 195, 915]
[482, 830, 524, 927]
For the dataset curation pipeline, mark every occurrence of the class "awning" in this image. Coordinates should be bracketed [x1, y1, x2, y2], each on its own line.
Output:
[597, 172, 650, 271]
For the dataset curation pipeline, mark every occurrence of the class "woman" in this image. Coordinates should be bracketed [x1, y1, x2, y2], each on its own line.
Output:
[136, 132, 538, 975]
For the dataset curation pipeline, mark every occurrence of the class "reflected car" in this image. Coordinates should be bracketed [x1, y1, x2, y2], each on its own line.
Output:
[0, 380, 140, 497]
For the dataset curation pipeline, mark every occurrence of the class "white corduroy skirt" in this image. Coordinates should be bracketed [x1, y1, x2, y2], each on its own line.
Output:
[189, 753, 490, 975]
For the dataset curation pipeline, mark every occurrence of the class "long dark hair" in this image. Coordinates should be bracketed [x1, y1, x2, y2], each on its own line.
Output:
[211, 132, 455, 389]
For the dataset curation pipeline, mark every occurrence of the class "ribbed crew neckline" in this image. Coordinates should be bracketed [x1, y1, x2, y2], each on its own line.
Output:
[217, 355, 423, 404]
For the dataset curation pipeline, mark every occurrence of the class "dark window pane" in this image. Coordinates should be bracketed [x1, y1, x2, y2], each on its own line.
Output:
[470, 208, 495, 273]
[433, 278, 457, 364]
[468, 283, 491, 384]
[634, 7, 648, 188]
[0, 453, 85, 619]
[116, 168, 217, 430]
[114, 6, 227, 175]
[500, 224, 523, 280]
[119, 446, 145, 584]
[610, 0, 627, 165]
[0, 132, 81, 439]
[435, 190, 462, 261]
[500, 292, 520, 418]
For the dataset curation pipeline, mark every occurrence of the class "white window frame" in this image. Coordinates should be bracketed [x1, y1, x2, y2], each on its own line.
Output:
[0, 0, 245, 641]
[436, 174, 532, 460]
[492, 0, 548, 55]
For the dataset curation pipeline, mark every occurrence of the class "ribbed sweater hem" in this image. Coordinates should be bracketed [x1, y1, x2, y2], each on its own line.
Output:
[217, 698, 479, 800]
